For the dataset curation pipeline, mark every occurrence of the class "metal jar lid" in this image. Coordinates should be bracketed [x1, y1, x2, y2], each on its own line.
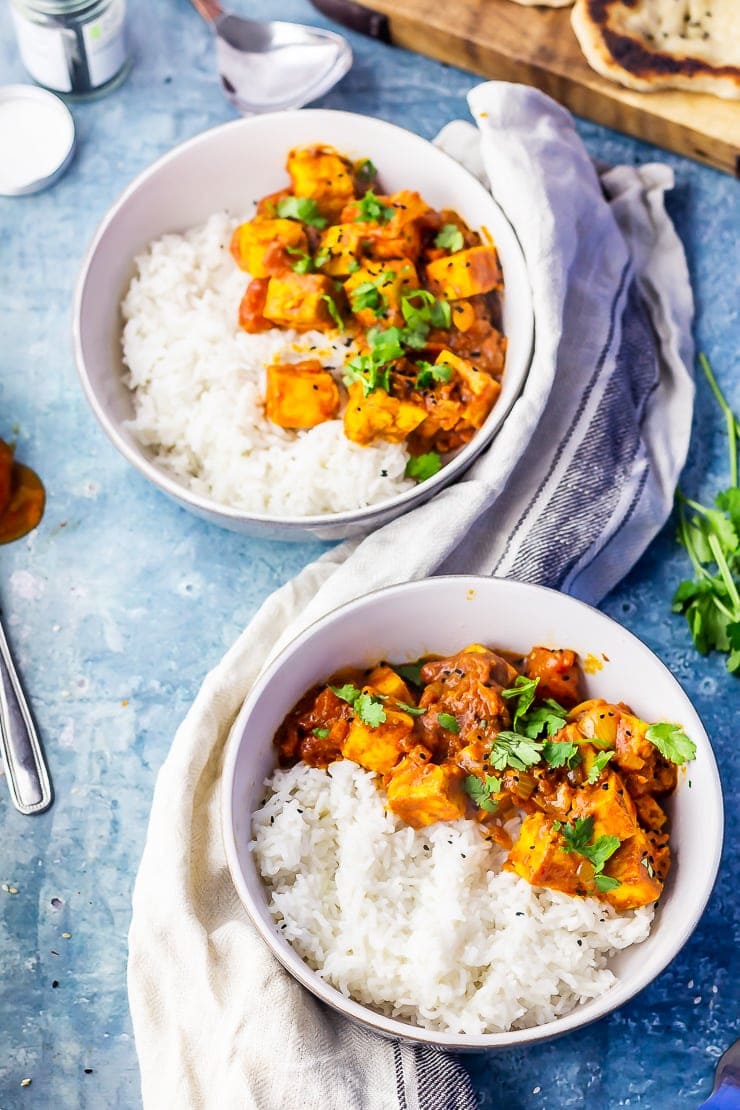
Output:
[0, 84, 76, 196]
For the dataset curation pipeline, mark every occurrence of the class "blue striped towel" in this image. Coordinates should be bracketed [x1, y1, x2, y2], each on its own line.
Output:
[128, 84, 694, 1110]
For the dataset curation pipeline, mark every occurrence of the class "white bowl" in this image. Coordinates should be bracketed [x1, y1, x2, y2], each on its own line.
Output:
[222, 575, 723, 1048]
[73, 110, 533, 541]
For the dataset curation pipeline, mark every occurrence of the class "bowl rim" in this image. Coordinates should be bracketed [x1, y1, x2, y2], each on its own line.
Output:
[71, 108, 534, 528]
[220, 575, 724, 1048]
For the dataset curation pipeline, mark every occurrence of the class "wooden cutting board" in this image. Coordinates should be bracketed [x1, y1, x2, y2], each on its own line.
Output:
[349, 0, 739, 176]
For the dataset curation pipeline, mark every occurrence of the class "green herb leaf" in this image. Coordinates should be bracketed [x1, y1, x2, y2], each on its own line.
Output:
[434, 223, 464, 253]
[393, 661, 424, 687]
[321, 295, 344, 332]
[518, 700, 569, 739]
[396, 701, 425, 717]
[587, 834, 621, 873]
[405, 452, 442, 482]
[355, 190, 395, 224]
[542, 740, 580, 769]
[415, 360, 454, 390]
[276, 196, 327, 228]
[501, 675, 540, 729]
[586, 750, 614, 784]
[330, 683, 361, 705]
[464, 774, 501, 813]
[488, 731, 544, 772]
[312, 727, 330, 739]
[347, 259, 361, 274]
[594, 874, 621, 893]
[355, 158, 377, 188]
[556, 816, 594, 855]
[355, 692, 387, 728]
[645, 722, 696, 764]
[438, 712, 460, 733]
[350, 280, 388, 316]
[343, 352, 391, 397]
[367, 326, 405, 364]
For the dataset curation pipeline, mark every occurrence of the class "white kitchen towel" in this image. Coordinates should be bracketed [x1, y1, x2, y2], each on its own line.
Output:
[128, 83, 694, 1110]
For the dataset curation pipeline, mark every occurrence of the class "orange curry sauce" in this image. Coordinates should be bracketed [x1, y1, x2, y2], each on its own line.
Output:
[276, 644, 684, 912]
[230, 145, 506, 464]
[0, 439, 45, 544]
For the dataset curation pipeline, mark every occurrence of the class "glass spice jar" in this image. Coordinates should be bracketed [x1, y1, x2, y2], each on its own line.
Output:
[10, 0, 130, 98]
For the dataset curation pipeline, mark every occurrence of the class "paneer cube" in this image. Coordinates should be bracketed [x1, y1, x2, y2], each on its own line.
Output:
[386, 752, 466, 828]
[600, 829, 663, 911]
[230, 218, 308, 277]
[434, 349, 501, 430]
[506, 812, 585, 896]
[238, 278, 272, 334]
[343, 383, 427, 446]
[263, 273, 342, 331]
[264, 360, 340, 430]
[426, 245, 503, 300]
[366, 665, 414, 706]
[341, 705, 415, 775]
[317, 224, 365, 277]
[342, 190, 431, 262]
[569, 773, 639, 842]
[344, 258, 418, 328]
[286, 145, 355, 220]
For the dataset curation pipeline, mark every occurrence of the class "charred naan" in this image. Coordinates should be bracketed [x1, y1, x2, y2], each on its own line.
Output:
[571, 0, 740, 99]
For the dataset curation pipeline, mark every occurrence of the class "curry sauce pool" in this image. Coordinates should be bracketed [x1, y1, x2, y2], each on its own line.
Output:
[250, 643, 695, 1032]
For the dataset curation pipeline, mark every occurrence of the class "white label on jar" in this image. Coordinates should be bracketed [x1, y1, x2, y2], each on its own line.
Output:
[10, 9, 73, 93]
[81, 0, 128, 89]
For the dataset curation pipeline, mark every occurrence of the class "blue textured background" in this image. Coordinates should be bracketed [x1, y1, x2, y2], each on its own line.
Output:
[0, 1, 738, 1106]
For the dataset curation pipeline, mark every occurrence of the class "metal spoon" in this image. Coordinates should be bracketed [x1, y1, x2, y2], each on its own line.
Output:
[0, 613, 52, 815]
[189, 0, 352, 115]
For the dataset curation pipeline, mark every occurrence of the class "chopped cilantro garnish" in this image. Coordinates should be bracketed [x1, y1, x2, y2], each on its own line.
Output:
[396, 701, 425, 717]
[501, 675, 539, 729]
[401, 289, 451, 333]
[312, 727, 330, 739]
[393, 661, 424, 687]
[488, 731, 543, 772]
[405, 452, 442, 482]
[435, 223, 464, 252]
[542, 740, 580, 769]
[350, 279, 388, 316]
[355, 158, 377, 188]
[343, 351, 391, 397]
[355, 189, 395, 224]
[594, 874, 621, 893]
[645, 722, 696, 764]
[347, 259, 361, 274]
[554, 816, 621, 890]
[415, 361, 454, 390]
[321, 294, 344, 332]
[355, 692, 386, 728]
[438, 712, 460, 733]
[330, 683, 361, 705]
[367, 326, 405, 364]
[586, 751, 614, 784]
[464, 774, 501, 813]
[276, 196, 327, 228]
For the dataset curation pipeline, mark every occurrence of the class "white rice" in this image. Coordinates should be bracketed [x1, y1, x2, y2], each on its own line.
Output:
[121, 212, 415, 516]
[251, 760, 654, 1034]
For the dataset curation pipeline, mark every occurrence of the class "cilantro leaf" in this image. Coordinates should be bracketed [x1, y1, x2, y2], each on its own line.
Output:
[556, 816, 594, 855]
[519, 700, 569, 739]
[488, 731, 544, 772]
[321, 295, 344, 332]
[594, 874, 621, 893]
[396, 701, 425, 717]
[350, 279, 388, 317]
[367, 326, 405, 363]
[464, 774, 501, 813]
[438, 712, 460, 733]
[501, 674, 539, 729]
[542, 740, 580, 769]
[312, 727, 330, 739]
[405, 452, 442, 482]
[434, 223, 464, 252]
[554, 818, 621, 890]
[586, 750, 614, 784]
[645, 722, 696, 764]
[415, 360, 454, 390]
[330, 683, 361, 705]
[343, 352, 390, 397]
[355, 158, 377, 188]
[355, 190, 395, 224]
[393, 661, 424, 687]
[355, 692, 386, 728]
[586, 834, 621, 873]
[276, 196, 327, 228]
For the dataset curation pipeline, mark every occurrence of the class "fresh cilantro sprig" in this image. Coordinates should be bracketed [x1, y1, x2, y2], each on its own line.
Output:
[501, 676, 569, 739]
[415, 361, 453, 390]
[350, 273, 393, 317]
[487, 731, 544, 772]
[435, 224, 464, 253]
[355, 158, 377, 189]
[330, 683, 386, 728]
[438, 712, 460, 733]
[392, 661, 424, 687]
[553, 816, 621, 892]
[645, 723, 696, 765]
[405, 453, 442, 482]
[541, 740, 581, 769]
[672, 355, 740, 674]
[312, 727, 330, 739]
[464, 774, 501, 813]
[276, 196, 327, 229]
[355, 190, 395, 224]
[396, 701, 425, 718]
[586, 751, 614, 784]
[321, 295, 344, 332]
[286, 245, 330, 274]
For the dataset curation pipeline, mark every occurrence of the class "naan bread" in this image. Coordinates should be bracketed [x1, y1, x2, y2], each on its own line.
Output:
[571, 0, 740, 99]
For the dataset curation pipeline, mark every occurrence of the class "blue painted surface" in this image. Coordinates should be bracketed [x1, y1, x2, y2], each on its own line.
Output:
[0, 0, 738, 1106]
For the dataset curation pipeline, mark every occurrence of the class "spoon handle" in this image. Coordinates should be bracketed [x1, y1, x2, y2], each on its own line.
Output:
[0, 617, 52, 815]
[189, 0, 223, 22]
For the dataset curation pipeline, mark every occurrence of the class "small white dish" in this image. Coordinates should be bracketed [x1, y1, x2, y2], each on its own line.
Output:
[222, 575, 723, 1048]
[73, 110, 534, 541]
[0, 84, 75, 196]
